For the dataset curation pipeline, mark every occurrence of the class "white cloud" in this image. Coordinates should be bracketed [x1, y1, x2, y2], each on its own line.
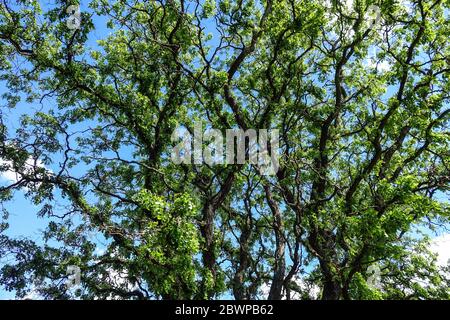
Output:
[367, 59, 391, 73]
[366, 47, 391, 72]
[260, 276, 320, 300]
[0, 157, 48, 185]
[0, 159, 20, 183]
[398, 0, 414, 15]
[430, 234, 450, 267]
[0, 157, 50, 192]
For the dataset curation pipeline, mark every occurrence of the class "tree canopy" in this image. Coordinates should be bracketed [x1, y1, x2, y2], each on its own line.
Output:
[0, 0, 449, 300]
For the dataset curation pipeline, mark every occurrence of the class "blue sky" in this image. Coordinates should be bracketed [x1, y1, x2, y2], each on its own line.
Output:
[0, 0, 109, 298]
[0, 0, 449, 300]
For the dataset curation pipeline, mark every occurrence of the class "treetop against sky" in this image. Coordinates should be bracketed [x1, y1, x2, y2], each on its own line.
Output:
[0, 0, 449, 300]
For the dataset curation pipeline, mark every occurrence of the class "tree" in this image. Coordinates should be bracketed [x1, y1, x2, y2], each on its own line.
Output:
[0, 0, 449, 300]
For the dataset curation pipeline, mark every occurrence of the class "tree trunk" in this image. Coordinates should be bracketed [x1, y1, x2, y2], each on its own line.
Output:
[265, 185, 286, 300]
[321, 278, 342, 300]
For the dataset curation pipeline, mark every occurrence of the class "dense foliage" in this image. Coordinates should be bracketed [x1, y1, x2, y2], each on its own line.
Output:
[0, 0, 449, 299]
